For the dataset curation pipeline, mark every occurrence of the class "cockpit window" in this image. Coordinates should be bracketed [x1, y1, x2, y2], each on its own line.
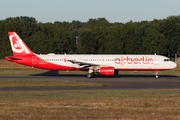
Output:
[164, 59, 171, 62]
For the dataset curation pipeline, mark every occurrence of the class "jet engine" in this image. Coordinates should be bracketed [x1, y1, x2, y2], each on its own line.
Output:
[100, 67, 118, 76]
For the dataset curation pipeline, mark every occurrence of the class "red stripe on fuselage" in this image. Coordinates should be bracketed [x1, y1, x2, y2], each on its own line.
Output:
[6, 55, 75, 70]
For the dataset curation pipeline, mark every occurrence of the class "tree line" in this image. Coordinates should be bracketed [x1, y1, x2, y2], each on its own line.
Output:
[0, 16, 180, 59]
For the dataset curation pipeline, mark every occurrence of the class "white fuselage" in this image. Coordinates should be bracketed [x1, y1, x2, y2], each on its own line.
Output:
[36, 54, 177, 70]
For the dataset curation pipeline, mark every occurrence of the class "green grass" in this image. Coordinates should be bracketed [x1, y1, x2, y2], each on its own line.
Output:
[1, 89, 180, 119]
[0, 81, 107, 88]
[1, 89, 180, 100]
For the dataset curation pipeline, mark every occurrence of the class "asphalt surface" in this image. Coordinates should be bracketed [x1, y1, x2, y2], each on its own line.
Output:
[0, 75, 180, 91]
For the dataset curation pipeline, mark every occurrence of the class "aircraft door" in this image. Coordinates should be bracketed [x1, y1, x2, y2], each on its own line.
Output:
[32, 56, 37, 65]
[154, 56, 159, 65]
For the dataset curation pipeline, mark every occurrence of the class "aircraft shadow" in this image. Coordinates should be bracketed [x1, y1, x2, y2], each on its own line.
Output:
[31, 70, 87, 77]
[31, 70, 179, 78]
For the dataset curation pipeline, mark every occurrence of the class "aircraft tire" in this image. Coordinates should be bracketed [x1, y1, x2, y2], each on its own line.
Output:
[87, 73, 92, 78]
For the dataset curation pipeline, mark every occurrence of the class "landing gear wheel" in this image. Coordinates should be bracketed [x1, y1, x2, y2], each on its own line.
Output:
[156, 75, 158, 79]
[155, 70, 158, 79]
[87, 73, 96, 78]
[87, 73, 92, 78]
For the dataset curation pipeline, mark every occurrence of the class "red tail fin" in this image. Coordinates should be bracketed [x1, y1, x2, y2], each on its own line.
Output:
[8, 32, 34, 56]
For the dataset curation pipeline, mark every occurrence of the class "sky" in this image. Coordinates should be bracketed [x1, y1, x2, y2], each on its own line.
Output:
[0, 0, 180, 23]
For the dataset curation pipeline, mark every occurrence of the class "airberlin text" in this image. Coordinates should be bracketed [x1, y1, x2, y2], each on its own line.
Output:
[115, 57, 153, 64]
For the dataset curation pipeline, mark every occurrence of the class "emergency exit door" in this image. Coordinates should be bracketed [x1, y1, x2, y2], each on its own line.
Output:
[154, 56, 159, 65]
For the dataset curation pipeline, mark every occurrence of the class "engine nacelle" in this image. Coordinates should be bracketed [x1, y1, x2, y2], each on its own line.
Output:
[100, 67, 118, 76]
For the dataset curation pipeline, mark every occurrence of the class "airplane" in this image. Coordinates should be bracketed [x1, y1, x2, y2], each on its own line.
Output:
[5, 32, 177, 78]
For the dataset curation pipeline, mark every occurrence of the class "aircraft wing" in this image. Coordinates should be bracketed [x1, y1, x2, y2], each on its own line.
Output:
[63, 58, 108, 69]
[68, 60, 99, 66]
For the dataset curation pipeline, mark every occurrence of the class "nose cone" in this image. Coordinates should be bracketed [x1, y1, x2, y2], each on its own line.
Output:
[174, 63, 177, 68]
[172, 62, 177, 69]
[168, 62, 177, 69]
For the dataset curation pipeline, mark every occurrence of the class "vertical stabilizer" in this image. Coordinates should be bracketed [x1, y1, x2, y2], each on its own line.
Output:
[8, 32, 34, 56]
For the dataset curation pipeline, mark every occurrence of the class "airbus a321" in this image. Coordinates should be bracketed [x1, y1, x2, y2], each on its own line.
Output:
[5, 32, 177, 78]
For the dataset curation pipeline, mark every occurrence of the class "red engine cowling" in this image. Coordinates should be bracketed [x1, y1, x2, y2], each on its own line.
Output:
[100, 67, 118, 76]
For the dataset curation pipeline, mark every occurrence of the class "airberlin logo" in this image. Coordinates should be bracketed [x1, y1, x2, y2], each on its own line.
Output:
[9, 34, 24, 53]
[13, 39, 22, 49]
[115, 56, 153, 64]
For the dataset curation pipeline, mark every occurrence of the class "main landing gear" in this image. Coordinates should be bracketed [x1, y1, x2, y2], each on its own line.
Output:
[87, 73, 95, 78]
[87, 69, 96, 78]
[155, 70, 158, 79]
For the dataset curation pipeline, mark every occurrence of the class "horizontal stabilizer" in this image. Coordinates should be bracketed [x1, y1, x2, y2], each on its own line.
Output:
[5, 56, 23, 61]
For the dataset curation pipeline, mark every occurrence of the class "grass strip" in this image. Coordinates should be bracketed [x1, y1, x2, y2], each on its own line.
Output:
[0, 89, 180, 119]
[0, 89, 180, 100]
[0, 81, 107, 88]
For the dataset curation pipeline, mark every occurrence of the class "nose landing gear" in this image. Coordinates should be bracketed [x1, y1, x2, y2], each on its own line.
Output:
[155, 70, 158, 79]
